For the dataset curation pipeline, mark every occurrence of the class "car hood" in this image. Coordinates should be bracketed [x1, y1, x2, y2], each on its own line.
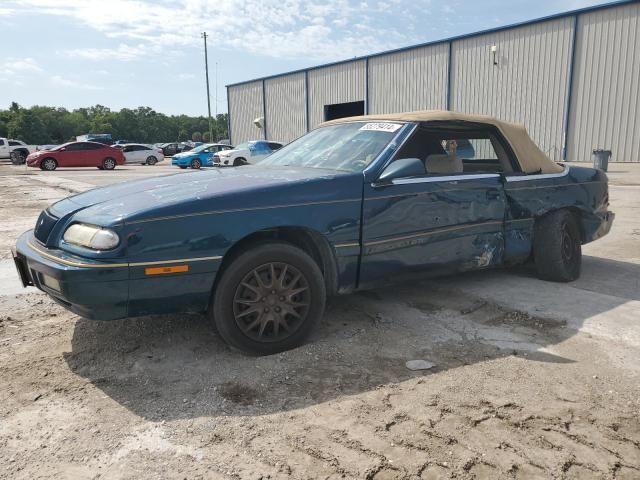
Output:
[217, 148, 243, 157]
[49, 166, 361, 226]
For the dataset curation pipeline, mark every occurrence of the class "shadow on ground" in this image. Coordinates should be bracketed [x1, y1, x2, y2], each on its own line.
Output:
[64, 256, 638, 421]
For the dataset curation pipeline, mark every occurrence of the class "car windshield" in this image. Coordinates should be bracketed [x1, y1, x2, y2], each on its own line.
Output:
[259, 122, 404, 172]
[189, 144, 213, 153]
[234, 142, 249, 150]
[52, 142, 73, 151]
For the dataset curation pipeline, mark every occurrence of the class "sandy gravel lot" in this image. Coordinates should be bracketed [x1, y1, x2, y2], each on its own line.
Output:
[0, 164, 639, 479]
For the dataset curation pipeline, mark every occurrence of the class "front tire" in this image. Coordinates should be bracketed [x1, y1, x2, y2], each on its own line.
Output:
[534, 210, 581, 282]
[179, 166, 187, 169]
[41, 157, 57, 171]
[11, 150, 27, 165]
[234, 157, 247, 166]
[212, 242, 326, 355]
[102, 157, 116, 170]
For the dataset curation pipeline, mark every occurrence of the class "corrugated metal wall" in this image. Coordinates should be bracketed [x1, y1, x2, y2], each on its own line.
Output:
[307, 60, 366, 130]
[227, 2, 640, 162]
[228, 81, 264, 145]
[567, 3, 640, 163]
[450, 17, 574, 161]
[368, 44, 449, 114]
[264, 73, 306, 144]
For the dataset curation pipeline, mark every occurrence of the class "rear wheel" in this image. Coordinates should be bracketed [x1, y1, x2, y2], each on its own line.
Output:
[212, 242, 326, 355]
[41, 158, 57, 171]
[191, 158, 202, 169]
[146, 156, 157, 166]
[102, 157, 116, 170]
[534, 210, 581, 282]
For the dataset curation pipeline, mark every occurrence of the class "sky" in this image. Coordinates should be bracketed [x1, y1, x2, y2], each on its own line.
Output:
[0, 0, 610, 117]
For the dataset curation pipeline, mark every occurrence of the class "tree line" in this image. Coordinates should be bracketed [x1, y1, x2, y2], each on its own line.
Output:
[0, 102, 229, 145]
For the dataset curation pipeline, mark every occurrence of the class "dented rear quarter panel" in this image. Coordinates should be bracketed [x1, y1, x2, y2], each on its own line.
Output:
[503, 165, 610, 264]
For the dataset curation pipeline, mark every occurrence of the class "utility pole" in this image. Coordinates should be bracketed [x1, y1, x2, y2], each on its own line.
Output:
[201, 32, 213, 142]
[215, 61, 218, 118]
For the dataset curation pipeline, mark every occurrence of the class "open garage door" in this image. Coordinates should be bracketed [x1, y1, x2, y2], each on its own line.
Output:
[324, 101, 365, 121]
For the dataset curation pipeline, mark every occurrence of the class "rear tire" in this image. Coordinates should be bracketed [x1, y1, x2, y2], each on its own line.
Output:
[191, 158, 202, 169]
[146, 156, 157, 166]
[212, 242, 326, 355]
[102, 157, 116, 170]
[41, 157, 57, 171]
[534, 210, 581, 282]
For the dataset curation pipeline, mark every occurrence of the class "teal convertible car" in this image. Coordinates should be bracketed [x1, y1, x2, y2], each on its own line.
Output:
[13, 111, 613, 354]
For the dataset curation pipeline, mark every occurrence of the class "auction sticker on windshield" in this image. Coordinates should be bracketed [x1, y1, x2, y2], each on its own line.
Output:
[359, 123, 403, 132]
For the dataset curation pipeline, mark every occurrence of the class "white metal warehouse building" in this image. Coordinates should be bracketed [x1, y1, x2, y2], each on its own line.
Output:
[227, 0, 640, 163]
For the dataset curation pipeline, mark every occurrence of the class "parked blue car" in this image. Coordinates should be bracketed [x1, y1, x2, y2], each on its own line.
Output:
[171, 143, 232, 169]
[13, 111, 613, 355]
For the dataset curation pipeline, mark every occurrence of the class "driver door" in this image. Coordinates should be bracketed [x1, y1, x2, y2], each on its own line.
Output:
[358, 127, 507, 288]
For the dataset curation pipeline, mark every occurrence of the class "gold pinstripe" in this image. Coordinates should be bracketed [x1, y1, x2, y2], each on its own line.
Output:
[27, 241, 221, 269]
[127, 198, 362, 225]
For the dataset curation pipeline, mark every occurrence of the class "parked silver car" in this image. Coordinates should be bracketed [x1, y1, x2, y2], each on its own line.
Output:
[120, 144, 165, 165]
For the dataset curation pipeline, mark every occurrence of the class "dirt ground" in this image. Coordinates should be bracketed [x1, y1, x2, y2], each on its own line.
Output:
[0, 164, 639, 479]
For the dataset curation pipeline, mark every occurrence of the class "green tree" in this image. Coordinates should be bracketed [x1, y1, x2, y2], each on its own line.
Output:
[1, 102, 217, 145]
[202, 131, 211, 142]
[8, 110, 51, 144]
[192, 131, 202, 142]
[178, 129, 189, 141]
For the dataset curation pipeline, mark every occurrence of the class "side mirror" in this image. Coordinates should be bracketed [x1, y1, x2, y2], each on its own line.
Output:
[377, 158, 425, 182]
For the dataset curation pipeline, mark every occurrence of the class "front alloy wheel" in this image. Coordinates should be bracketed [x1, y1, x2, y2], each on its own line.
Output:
[233, 262, 310, 342]
[212, 242, 326, 355]
[41, 158, 57, 171]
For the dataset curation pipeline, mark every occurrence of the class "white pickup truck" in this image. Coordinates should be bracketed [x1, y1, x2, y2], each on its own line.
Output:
[0, 138, 38, 164]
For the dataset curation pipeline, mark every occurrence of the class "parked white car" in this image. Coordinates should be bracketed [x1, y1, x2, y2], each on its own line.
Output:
[214, 140, 284, 166]
[121, 144, 165, 165]
[0, 138, 38, 164]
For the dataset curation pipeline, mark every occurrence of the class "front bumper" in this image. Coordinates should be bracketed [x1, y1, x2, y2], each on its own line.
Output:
[26, 157, 42, 167]
[14, 230, 220, 320]
[14, 230, 129, 319]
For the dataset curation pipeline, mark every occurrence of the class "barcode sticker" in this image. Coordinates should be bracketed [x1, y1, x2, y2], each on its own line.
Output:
[359, 123, 402, 132]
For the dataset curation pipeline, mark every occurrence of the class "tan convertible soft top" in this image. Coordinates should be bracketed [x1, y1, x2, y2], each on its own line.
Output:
[321, 110, 563, 174]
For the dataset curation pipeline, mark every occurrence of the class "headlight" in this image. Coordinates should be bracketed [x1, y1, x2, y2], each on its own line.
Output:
[63, 224, 120, 250]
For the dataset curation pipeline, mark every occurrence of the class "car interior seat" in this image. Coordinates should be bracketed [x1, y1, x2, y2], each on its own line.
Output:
[425, 154, 463, 174]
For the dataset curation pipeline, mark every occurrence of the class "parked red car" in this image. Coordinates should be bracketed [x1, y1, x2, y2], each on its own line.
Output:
[26, 142, 125, 171]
